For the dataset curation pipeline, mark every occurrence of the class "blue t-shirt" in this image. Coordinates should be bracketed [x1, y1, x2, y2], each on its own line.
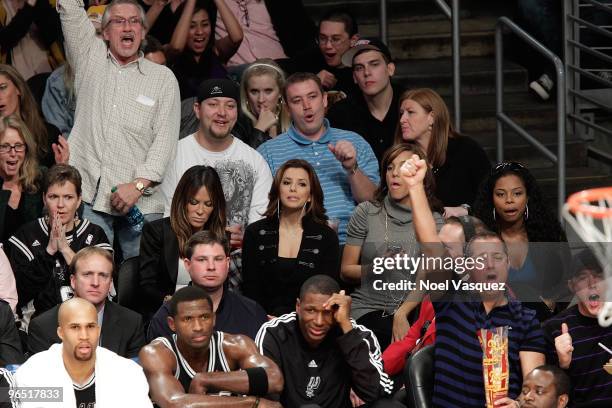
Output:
[257, 120, 379, 243]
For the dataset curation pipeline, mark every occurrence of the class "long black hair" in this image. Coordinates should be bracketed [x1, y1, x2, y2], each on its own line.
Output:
[473, 162, 566, 242]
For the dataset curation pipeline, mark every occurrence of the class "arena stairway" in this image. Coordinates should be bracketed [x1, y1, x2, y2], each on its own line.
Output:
[304, 0, 612, 213]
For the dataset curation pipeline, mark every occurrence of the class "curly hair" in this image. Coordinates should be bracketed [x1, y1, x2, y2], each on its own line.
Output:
[472, 162, 566, 242]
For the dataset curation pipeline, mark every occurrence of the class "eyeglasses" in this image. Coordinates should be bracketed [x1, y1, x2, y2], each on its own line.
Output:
[107, 17, 142, 28]
[236, 0, 250, 28]
[0, 143, 26, 154]
[491, 161, 526, 175]
[317, 35, 347, 47]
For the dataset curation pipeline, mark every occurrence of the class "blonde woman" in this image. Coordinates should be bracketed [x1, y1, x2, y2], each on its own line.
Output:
[0, 115, 44, 244]
[238, 58, 290, 148]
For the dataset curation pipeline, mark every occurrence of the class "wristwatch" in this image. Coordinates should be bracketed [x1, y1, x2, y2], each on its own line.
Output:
[134, 181, 153, 196]
[460, 203, 472, 215]
[348, 161, 359, 175]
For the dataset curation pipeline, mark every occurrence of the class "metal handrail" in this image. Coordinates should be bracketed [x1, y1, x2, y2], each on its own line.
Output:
[565, 0, 612, 144]
[379, 0, 462, 131]
[495, 17, 566, 219]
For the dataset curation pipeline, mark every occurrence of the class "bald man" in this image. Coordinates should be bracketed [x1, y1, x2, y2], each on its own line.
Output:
[15, 298, 152, 407]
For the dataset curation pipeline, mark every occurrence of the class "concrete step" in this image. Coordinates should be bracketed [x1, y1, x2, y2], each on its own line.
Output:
[470, 130, 588, 170]
[533, 166, 612, 198]
[450, 92, 558, 133]
[392, 56, 527, 96]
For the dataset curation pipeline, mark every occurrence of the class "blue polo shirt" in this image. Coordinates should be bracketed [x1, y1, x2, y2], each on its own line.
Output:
[432, 295, 545, 407]
[257, 120, 380, 243]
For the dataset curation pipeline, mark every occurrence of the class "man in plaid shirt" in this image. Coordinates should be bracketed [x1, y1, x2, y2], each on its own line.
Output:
[57, 0, 180, 258]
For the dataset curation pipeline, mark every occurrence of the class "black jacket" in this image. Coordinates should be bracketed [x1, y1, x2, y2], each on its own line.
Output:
[0, 300, 23, 365]
[265, 0, 317, 58]
[0, 177, 43, 245]
[138, 217, 180, 316]
[256, 313, 394, 407]
[242, 216, 340, 316]
[8, 218, 111, 317]
[27, 300, 145, 358]
[434, 136, 491, 207]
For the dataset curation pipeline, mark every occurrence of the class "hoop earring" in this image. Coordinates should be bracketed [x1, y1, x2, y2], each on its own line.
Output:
[524, 204, 529, 220]
[492, 208, 496, 221]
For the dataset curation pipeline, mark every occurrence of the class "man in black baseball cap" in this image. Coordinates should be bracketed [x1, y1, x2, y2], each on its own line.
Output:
[196, 78, 241, 104]
[160, 76, 273, 260]
[327, 38, 399, 161]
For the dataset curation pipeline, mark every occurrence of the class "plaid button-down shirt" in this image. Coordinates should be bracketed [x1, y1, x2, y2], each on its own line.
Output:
[58, 0, 180, 215]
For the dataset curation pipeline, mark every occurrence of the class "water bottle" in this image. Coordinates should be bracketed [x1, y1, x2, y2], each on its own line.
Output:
[111, 186, 144, 232]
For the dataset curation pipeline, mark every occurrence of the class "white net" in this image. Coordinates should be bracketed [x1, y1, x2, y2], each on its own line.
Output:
[562, 188, 612, 327]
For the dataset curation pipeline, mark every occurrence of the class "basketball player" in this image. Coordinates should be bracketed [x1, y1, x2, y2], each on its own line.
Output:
[139, 286, 283, 407]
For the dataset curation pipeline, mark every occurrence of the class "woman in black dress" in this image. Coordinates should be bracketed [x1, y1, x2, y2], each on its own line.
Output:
[242, 159, 339, 316]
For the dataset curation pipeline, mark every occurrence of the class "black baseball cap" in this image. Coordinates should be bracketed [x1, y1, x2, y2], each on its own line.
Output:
[341, 37, 393, 67]
[197, 78, 240, 103]
[570, 249, 603, 278]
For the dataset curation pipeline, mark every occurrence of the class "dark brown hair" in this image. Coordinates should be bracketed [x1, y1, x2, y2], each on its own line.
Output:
[44, 164, 82, 196]
[394, 88, 455, 168]
[374, 143, 443, 214]
[184, 230, 230, 259]
[263, 159, 328, 225]
[283, 72, 324, 101]
[170, 166, 226, 257]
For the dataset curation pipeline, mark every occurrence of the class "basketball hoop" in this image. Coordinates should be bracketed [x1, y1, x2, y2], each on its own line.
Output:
[563, 187, 612, 327]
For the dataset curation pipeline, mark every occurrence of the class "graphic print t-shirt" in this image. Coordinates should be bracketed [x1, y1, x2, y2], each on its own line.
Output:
[161, 134, 272, 226]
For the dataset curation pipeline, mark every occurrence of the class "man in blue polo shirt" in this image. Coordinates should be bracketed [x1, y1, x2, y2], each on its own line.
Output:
[257, 72, 379, 243]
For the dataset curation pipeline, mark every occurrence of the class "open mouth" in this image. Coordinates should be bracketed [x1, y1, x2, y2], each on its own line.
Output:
[308, 327, 325, 338]
[304, 113, 315, 122]
[120, 34, 134, 46]
[5, 160, 19, 170]
[588, 293, 601, 308]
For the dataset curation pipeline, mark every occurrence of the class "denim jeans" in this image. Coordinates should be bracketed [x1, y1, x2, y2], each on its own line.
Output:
[82, 202, 161, 259]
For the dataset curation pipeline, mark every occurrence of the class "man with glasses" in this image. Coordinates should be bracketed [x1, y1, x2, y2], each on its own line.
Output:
[289, 9, 360, 98]
[57, 0, 180, 260]
[27, 246, 145, 358]
[327, 38, 399, 161]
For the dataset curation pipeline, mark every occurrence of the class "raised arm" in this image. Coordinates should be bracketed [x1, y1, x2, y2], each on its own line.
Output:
[56, 0, 102, 71]
[213, 0, 243, 63]
[189, 334, 284, 396]
[145, 0, 169, 32]
[168, 0, 196, 53]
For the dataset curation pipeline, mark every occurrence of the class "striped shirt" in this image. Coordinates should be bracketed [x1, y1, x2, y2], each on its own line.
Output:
[257, 120, 380, 243]
[58, 0, 180, 215]
[432, 296, 545, 407]
[543, 305, 612, 407]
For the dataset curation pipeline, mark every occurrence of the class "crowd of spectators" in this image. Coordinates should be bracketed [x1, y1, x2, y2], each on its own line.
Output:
[0, 0, 611, 407]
